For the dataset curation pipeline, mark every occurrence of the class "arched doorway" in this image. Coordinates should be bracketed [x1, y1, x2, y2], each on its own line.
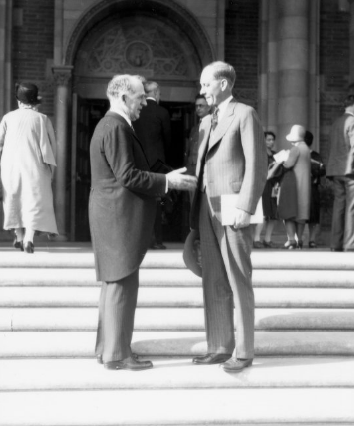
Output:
[67, 1, 214, 241]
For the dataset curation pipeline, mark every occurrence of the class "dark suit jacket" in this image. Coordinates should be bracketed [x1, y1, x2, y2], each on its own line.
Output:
[327, 112, 354, 177]
[134, 99, 171, 166]
[89, 111, 166, 282]
[190, 99, 267, 229]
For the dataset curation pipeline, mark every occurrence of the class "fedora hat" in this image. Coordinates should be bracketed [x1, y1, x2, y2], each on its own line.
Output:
[182, 230, 202, 277]
[286, 124, 306, 142]
[15, 82, 42, 105]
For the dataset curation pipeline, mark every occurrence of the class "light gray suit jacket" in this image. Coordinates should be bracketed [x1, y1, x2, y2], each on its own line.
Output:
[327, 112, 354, 177]
[190, 99, 267, 229]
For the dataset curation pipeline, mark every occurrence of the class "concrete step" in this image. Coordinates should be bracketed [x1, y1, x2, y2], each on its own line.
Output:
[1, 331, 354, 357]
[1, 357, 354, 391]
[0, 249, 354, 270]
[1, 307, 353, 331]
[1, 287, 354, 308]
[1, 388, 353, 425]
[1, 267, 354, 288]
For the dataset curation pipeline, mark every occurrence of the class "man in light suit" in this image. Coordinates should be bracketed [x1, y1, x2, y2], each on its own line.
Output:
[190, 61, 267, 372]
[134, 81, 171, 250]
[327, 95, 354, 251]
[90, 74, 196, 371]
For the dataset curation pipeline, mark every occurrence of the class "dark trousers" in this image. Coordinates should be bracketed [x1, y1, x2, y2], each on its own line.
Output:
[153, 200, 163, 245]
[199, 193, 254, 359]
[331, 176, 354, 250]
[95, 269, 139, 362]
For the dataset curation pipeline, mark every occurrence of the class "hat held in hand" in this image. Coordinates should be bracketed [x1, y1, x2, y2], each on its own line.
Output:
[15, 82, 42, 105]
[183, 230, 202, 277]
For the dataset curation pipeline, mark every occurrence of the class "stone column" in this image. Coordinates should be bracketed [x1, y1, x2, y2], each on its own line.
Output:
[0, 0, 13, 118]
[349, 0, 354, 89]
[52, 66, 73, 240]
[277, 0, 310, 149]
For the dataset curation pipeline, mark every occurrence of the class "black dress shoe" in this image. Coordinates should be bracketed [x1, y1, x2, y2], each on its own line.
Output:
[97, 353, 139, 364]
[192, 353, 231, 365]
[13, 238, 24, 251]
[24, 242, 34, 254]
[223, 358, 253, 372]
[104, 356, 153, 371]
[150, 243, 167, 250]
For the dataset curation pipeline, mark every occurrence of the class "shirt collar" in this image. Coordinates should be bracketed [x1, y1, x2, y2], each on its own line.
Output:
[146, 97, 157, 102]
[216, 95, 233, 121]
[111, 108, 132, 127]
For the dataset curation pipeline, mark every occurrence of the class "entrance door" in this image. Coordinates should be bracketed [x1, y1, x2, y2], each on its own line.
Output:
[71, 96, 108, 241]
[160, 101, 195, 242]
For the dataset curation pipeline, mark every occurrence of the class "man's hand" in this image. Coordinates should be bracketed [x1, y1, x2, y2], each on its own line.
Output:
[166, 167, 197, 191]
[232, 208, 251, 230]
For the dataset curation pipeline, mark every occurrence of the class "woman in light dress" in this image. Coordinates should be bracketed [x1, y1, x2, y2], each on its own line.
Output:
[0, 82, 58, 253]
[278, 125, 311, 249]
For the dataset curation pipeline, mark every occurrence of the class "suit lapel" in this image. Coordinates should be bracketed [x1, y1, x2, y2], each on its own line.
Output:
[196, 116, 212, 177]
[208, 99, 237, 152]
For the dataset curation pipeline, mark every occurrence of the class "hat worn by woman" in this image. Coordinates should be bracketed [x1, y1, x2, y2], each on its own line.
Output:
[286, 124, 306, 142]
[15, 82, 42, 105]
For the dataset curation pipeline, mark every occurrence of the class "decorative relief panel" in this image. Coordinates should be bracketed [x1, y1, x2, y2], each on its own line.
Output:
[75, 17, 199, 79]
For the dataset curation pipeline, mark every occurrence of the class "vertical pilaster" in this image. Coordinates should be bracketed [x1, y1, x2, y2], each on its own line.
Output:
[0, 0, 13, 118]
[52, 66, 73, 240]
[277, 0, 310, 148]
[349, 0, 354, 86]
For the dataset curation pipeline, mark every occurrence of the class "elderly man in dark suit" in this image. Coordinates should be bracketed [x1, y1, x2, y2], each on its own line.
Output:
[327, 95, 354, 251]
[134, 81, 171, 249]
[190, 61, 267, 372]
[89, 74, 197, 371]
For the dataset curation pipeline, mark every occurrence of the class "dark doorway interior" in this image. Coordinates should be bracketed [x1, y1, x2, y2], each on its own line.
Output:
[72, 99, 194, 242]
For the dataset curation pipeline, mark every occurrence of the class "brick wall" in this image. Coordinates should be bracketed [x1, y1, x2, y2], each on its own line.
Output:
[320, 0, 350, 162]
[225, 0, 259, 109]
[12, 0, 55, 116]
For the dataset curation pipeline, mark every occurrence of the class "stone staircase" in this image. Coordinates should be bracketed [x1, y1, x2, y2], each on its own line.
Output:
[0, 243, 354, 425]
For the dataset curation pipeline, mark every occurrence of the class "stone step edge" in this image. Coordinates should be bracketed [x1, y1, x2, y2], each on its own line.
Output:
[0, 251, 354, 270]
[1, 357, 354, 392]
[1, 389, 353, 425]
[1, 307, 354, 332]
[1, 287, 354, 308]
[1, 331, 354, 357]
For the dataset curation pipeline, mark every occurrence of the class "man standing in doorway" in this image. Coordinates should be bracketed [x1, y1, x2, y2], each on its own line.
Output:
[327, 95, 354, 252]
[134, 81, 171, 250]
[185, 94, 211, 177]
[90, 74, 197, 371]
[190, 61, 267, 372]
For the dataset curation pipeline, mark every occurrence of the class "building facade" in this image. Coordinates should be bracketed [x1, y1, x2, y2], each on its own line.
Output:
[0, 0, 353, 241]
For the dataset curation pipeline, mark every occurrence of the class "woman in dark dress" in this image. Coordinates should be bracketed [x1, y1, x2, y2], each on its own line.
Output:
[254, 131, 279, 248]
[304, 131, 326, 248]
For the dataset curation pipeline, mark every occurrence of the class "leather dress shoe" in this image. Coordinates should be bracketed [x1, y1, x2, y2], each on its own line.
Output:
[96, 353, 139, 364]
[192, 353, 231, 365]
[24, 241, 34, 254]
[150, 243, 167, 250]
[104, 356, 153, 371]
[223, 358, 253, 372]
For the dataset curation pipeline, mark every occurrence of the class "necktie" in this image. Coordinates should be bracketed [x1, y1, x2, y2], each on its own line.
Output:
[211, 107, 219, 131]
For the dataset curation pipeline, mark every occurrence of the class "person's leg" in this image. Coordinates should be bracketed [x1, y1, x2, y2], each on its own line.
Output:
[331, 177, 346, 250]
[15, 228, 24, 242]
[295, 222, 305, 248]
[222, 224, 254, 360]
[95, 281, 107, 358]
[284, 220, 297, 248]
[264, 220, 276, 243]
[24, 228, 35, 244]
[308, 223, 319, 247]
[102, 269, 139, 362]
[198, 193, 235, 354]
[343, 178, 354, 250]
[253, 222, 264, 241]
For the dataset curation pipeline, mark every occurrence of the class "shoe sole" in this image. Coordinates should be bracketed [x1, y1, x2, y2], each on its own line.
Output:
[104, 364, 153, 371]
[223, 362, 253, 373]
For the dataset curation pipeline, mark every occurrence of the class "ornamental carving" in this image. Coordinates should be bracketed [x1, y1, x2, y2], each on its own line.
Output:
[80, 22, 192, 78]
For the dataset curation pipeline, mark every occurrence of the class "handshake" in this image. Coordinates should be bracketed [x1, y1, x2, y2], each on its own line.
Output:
[166, 167, 198, 191]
